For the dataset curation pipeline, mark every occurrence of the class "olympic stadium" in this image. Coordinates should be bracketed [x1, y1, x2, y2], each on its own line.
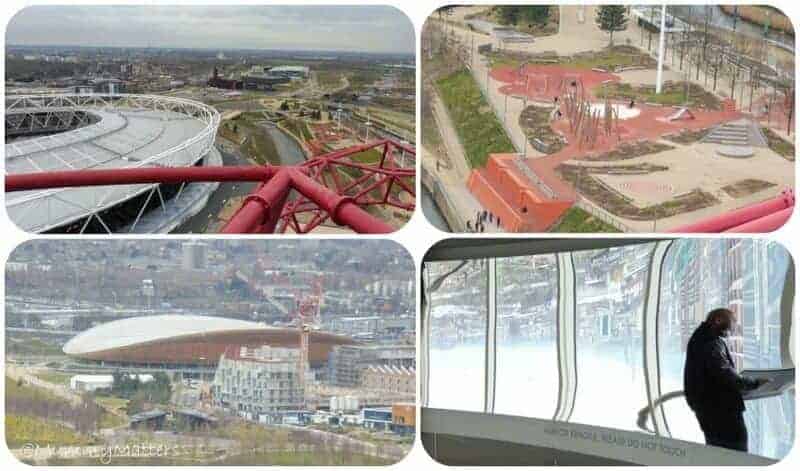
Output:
[63, 314, 356, 367]
[5, 94, 221, 233]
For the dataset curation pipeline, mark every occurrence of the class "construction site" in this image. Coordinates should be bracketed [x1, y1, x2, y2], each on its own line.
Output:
[6, 239, 415, 465]
[421, 5, 795, 233]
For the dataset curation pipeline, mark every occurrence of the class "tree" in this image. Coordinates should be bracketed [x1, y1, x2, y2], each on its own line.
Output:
[522, 6, 550, 26]
[596, 5, 629, 46]
[497, 6, 520, 25]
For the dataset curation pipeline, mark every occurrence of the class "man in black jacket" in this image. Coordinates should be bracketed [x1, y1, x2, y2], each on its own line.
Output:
[684, 308, 767, 452]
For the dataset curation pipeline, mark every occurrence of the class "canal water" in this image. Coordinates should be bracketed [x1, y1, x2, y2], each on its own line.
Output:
[263, 122, 307, 165]
[675, 5, 793, 50]
[422, 185, 452, 232]
[174, 123, 307, 233]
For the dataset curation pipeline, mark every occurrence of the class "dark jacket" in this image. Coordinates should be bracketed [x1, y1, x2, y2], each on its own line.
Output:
[684, 321, 759, 415]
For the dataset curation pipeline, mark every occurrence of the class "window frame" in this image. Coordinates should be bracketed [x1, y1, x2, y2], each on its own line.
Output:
[423, 240, 793, 454]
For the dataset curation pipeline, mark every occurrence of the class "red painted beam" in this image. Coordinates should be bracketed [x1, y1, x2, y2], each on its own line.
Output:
[6, 166, 275, 192]
[724, 207, 794, 233]
[670, 190, 794, 233]
[6, 138, 414, 234]
[288, 169, 394, 233]
[221, 169, 292, 233]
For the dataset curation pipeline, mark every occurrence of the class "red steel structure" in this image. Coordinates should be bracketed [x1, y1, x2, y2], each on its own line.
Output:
[6, 139, 415, 234]
[671, 189, 795, 233]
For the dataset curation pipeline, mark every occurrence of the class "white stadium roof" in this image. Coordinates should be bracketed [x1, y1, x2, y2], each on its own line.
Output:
[63, 314, 267, 355]
[5, 94, 220, 233]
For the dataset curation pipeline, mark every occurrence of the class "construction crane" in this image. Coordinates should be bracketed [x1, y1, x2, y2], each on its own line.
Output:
[293, 276, 323, 409]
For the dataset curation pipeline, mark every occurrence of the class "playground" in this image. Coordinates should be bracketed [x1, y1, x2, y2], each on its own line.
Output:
[452, 6, 795, 232]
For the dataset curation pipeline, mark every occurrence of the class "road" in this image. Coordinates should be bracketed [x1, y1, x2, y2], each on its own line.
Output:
[173, 144, 258, 234]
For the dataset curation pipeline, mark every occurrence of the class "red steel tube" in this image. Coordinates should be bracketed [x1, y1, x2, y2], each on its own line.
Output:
[6, 166, 275, 192]
[670, 190, 794, 233]
[724, 207, 794, 233]
[288, 169, 393, 233]
[221, 169, 292, 233]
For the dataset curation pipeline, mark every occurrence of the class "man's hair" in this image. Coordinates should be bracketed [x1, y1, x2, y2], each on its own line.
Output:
[706, 307, 733, 322]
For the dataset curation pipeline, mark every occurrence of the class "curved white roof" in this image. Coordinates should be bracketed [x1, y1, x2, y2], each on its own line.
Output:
[63, 314, 269, 355]
[5, 94, 220, 233]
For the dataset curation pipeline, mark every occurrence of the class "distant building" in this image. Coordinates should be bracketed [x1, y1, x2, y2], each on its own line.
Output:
[69, 373, 153, 392]
[362, 404, 415, 434]
[328, 345, 366, 387]
[182, 241, 208, 270]
[63, 314, 355, 367]
[329, 315, 415, 340]
[329, 395, 360, 413]
[69, 374, 114, 392]
[174, 408, 218, 431]
[361, 365, 415, 395]
[141, 279, 156, 306]
[242, 72, 290, 91]
[207, 67, 242, 90]
[212, 345, 305, 421]
[268, 65, 310, 79]
[362, 407, 392, 431]
[92, 78, 125, 94]
[328, 344, 415, 388]
[391, 403, 415, 435]
[129, 409, 167, 430]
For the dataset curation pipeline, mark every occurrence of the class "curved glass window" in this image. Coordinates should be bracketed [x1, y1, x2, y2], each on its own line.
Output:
[570, 244, 654, 431]
[495, 255, 558, 418]
[427, 259, 488, 412]
[424, 239, 793, 461]
[658, 239, 793, 459]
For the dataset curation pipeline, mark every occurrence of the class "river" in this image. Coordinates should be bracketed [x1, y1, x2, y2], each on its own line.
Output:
[421, 185, 452, 231]
[672, 5, 793, 51]
[174, 122, 307, 233]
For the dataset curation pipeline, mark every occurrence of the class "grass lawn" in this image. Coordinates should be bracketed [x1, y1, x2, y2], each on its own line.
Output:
[762, 127, 795, 161]
[6, 337, 65, 356]
[436, 69, 515, 168]
[349, 148, 383, 164]
[219, 118, 281, 165]
[33, 370, 72, 387]
[486, 45, 656, 71]
[367, 107, 415, 134]
[599, 81, 721, 110]
[282, 118, 313, 142]
[94, 396, 130, 412]
[6, 414, 92, 449]
[45, 450, 394, 466]
[550, 207, 620, 233]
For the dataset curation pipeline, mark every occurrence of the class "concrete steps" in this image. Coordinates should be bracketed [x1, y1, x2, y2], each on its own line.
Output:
[702, 119, 767, 147]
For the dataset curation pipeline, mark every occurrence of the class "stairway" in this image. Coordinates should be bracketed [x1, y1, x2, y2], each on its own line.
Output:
[703, 122, 750, 146]
[702, 119, 767, 147]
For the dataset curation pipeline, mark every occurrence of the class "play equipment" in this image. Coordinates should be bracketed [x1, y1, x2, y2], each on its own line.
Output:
[562, 86, 620, 150]
[666, 107, 695, 121]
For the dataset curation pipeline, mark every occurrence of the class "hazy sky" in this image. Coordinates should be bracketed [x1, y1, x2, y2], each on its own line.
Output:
[6, 5, 414, 54]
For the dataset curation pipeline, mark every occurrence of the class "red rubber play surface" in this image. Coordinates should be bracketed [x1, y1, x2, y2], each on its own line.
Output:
[491, 64, 620, 102]
[468, 65, 745, 231]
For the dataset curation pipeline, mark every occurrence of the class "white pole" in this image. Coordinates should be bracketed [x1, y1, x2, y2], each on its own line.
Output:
[656, 4, 667, 94]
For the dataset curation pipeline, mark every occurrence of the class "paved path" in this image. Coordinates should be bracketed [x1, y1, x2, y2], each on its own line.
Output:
[423, 87, 504, 232]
